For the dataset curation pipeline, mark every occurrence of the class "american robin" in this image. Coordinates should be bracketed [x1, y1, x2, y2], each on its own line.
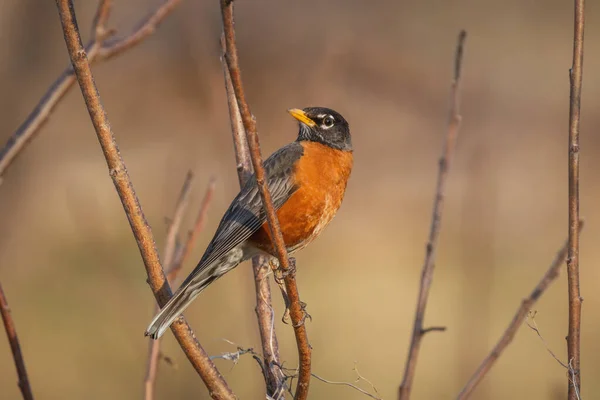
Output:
[145, 107, 353, 339]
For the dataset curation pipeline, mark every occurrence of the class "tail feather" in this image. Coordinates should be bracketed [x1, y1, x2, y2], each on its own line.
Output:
[144, 273, 217, 340]
[144, 246, 253, 339]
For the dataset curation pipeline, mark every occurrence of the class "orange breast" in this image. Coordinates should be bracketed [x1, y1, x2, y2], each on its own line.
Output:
[250, 141, 353, 255]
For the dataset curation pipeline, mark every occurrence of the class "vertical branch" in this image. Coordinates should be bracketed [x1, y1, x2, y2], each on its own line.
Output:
[398, 30, 467, 400]
[220, 1, 312, 398]
[0, 282, 34, 400]
[145, 174, 216, 400]
[54, 1, 235, 398]
[567, 0, 585, 398]
[456, 222, 584, 399]
[221, 37, 285, 397]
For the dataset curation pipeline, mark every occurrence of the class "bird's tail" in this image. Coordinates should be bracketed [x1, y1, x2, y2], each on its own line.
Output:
[145, 264, 223, 340]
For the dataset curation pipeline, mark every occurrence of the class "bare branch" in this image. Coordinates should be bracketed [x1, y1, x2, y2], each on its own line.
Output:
[220, 33, 285, 397]
[0, 0, 181, 181]
[220, 1, 311, 398]
[163, 171, 194, 271]
[398, 30, 467, 400]
[0, 282, 34, 400]
[54, 1, 234, 398]
[526, 312, 568, 370]
[311, 373, 381, 400]
[566, 0, 585, 398]
[456, 222, 584, 399]
[145, 174, 216, 400]
[168, 176, 217, 282]
[97, 0, 181, 60]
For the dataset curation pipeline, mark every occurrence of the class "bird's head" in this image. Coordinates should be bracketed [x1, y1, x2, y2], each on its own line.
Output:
[288, 107, 352, 151]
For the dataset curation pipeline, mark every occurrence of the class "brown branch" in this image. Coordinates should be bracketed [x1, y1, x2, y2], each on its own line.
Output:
[97, 0, 181, 60]
[168, 176, 217, 282]
[54, 1, 234, 398]
[220, 34, 285, 397]
[398, 30, 467, 400]
[456, 222, 584, 399]
[0, 0, 181, 181]
[162, 171, 194, 271]
[567, 0, 585, 398]
[220, 1, 311, 399]
[0, 282, 34, 400]
[145, 173, 216, 400]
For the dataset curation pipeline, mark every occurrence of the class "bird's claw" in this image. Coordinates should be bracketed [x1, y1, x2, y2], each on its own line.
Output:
[271, 257, 297, 285]
[282, 301, 311, 327]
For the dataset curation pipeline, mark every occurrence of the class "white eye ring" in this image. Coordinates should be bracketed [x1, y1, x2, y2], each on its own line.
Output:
[322, 115, 335, 129]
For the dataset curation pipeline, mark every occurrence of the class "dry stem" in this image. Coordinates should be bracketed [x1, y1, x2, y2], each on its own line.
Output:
[398, 30, 467, 399]
[456, 222, 584, 399]
[0, 0, 181, 181]
[220, 35, 285, 397]
[0, 282, 34, 400]
[567, 0, 585, 398]
[220, 1, 311, 398]
[54, 1, 234, 398]
[144, 174, 216, 400]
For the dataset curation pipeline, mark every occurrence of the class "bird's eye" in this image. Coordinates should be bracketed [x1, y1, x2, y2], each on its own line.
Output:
[322, 115, 335, 128]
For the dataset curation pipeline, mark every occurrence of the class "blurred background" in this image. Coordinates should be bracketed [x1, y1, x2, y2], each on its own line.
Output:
[1, 0, 599, 399]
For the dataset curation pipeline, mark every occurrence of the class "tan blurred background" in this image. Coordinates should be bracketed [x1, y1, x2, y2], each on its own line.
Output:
[1, 0, 599, 399]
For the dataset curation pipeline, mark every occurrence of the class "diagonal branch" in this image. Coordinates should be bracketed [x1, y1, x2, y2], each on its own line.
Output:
[0, 0, 182, 181]
[144, 174, 216, 400]
[54, 1, 234, 398]
[398, 30, 467, 400]
[567, 0, 585, 399]
[0, 282, 34, 400]
[220, 1, 311, 399]
[456, 222, 584, 399]
[220, 35, 285, 398]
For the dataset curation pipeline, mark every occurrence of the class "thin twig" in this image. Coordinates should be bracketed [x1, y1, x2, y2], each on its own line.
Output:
[220, 1, 311, 398]
[567, 0, 585, 398]
[168, 176, 217, 282]
[0, 282, 34, 400]
[54, 2, 234, 398]
[0, 0, 181, 181]
[163, 171, 194, 271]
[456, 222, 584, 399]
[311, 373, 382, 400]
[398, 30, 467, 400]
[145, 174, 216, 400]
[97, 0, 181, 60]
[220, 33, 285, 397]
[526, 312, 568, 370]
[213, 341, 379, 400]
[525, 314, 581, 400]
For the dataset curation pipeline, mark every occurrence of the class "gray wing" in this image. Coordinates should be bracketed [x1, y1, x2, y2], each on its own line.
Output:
[179, 142, 304, 286]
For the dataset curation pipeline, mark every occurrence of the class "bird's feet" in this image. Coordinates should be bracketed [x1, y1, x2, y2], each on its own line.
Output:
[271, 257, 297, 285]
[281, 301, 311, 326]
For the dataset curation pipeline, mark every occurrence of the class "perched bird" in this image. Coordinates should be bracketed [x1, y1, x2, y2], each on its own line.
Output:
[145, 107, 353, 339]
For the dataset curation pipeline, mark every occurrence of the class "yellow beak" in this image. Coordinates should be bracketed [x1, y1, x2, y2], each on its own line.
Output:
[287, 108, 316, 127]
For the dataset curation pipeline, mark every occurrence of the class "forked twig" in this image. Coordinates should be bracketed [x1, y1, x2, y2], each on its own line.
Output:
[0, 0, 181, 181]
[54, 1, 234, 398]
[456, 222, 584, 399]
[144, 175, 216, 400]
[220, 34, 285, 397]
[398, 30, 467, 400]
[566, 0, 585, 398]
[220, 1, 311, 398]
[0, 282, 34, 400]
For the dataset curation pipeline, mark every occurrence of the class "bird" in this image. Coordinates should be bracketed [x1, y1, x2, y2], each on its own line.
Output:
[145, 106, 353, 339]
